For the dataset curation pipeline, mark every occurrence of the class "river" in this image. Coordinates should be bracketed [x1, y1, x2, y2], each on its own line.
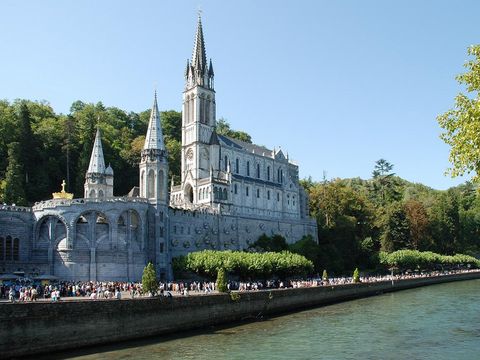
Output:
[45, 279, 480, 360]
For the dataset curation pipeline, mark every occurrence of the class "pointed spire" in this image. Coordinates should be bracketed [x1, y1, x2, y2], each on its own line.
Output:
[192, 14, 207, 74]
[87, 128, 106, 174]
[143, 90, 165, 151]
[208, 58, 214, 76]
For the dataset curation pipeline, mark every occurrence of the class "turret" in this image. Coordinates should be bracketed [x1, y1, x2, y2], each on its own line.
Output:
[84, 128, 113, 199]
[139, 90, 169, 204]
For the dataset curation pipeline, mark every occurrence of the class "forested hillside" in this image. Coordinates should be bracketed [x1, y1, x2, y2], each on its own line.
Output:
[300, 160, 480, 272]
[0, 99, 248, 205]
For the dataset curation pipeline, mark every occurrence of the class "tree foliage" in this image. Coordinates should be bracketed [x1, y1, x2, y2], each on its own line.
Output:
[379, 250, 480, 270]
[438, 44, 480, 182]
[142, 262, 158, 295]
[216, 118, 252, 143]
[173, 250, 314, 280]
[0, 99, 184, 204]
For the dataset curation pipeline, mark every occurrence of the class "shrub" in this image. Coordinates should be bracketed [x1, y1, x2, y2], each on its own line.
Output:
[353, 267, 360, 283]
[216, 268, 228, 293]
[142, 262, 158, 296]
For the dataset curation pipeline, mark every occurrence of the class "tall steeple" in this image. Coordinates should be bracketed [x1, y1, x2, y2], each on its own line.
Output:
[186, 14, 214, 90]
[87, 128, 106, 174]
[143, 90, 165, 151]
[84, 128, 114, 199]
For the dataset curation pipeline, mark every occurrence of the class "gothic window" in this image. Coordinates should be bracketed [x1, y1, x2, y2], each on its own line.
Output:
[98, 189, 104, 198]
[246, 186, 249, 197]
[257, 189, 260, 198]
[147, 169, 155, 198]
[5, 236, 12, 261]
[257, 164, 260, 178]
[199, 189, 203, 200]
[13, 238, 19, 261]
[159, 170, 165, 201]
[247, 161, 250, 176]
[223, 188, 227, 200]
[267, 190, 270, 200]
[214, 187, 218, 200]
[224, 155, 228, 171]
[281, 169, 284, 183]
[267, 166, 271, 181]
[189, 97, 194, 123]
[277, 193, 280, 202]
[236, 158, 239, 174]
[234, 184, 238, 194]
[205, 98, 210, 124]
[89, 189, 96, 198]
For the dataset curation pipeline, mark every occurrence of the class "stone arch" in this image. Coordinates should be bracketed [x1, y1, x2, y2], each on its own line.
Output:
[35, 214, 69, 250]
[73, 210, 110, 249]
[98, 189, 104, 198]
[117, 209, 141, 251]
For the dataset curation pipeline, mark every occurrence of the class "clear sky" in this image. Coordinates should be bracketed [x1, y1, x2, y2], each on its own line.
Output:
[1, 0, 479, 190]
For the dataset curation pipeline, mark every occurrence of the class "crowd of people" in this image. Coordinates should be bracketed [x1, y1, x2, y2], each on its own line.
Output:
[1, 268, 478, 303]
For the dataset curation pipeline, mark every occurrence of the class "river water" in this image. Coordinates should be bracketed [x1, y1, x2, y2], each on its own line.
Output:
[50, 280, 480, 360]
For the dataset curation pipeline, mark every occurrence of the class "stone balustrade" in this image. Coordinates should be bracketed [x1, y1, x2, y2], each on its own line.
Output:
[32, 197, 149, 211]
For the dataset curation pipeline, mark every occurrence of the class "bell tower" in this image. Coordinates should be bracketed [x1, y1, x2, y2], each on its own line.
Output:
[182, 14, 216, 186]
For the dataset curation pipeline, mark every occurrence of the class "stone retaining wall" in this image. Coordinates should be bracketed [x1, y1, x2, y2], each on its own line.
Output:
[1, 272, 479, 358]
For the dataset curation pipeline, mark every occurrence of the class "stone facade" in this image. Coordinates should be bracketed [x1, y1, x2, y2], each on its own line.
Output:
[0, 17, 317, 282]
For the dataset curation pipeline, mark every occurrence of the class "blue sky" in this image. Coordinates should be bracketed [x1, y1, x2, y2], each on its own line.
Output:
[1, 1, 479, 190]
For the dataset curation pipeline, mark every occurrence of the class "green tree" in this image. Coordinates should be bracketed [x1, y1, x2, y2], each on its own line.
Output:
[381, 203, 410, 252]
[216, 267, 228, 292]
[142, 262, 158, 296]
[3, 142, 27, 206]
[353, 267, 360, 283]
[371, 159, 402, 206]
[216, 118, 252, 143]
[438, 45, 480, 182]
[322, 269, 328, 281]
[289, 235, 322, 271]
[250, 233, 289, 252]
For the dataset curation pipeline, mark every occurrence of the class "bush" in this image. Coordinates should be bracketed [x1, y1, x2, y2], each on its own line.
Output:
[216, 268, 228, 293]
[379, 250, 480, 270]
[174, 250, 314, 280]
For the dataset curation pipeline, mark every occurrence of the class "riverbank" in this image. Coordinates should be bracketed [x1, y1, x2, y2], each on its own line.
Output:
[1, 271, 479, 359]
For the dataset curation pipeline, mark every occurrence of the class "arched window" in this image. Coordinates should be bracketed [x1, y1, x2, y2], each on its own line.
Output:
[98, 189, 104, 198]
[267, 190, 270, 200]
[257, 189, 260, 198]
[13, 238, 19, 261]
[89, 189, 96, 198]
[247, 161, 250, 176]
[267, 166, 271, 181]
[159, 170, 165, 201]
[147, 169, 155, 198]
[205, 98, 210, 125]
[223, 188, 227, 200]
[236, 158, 239, 174]
[257, 164, 260, 178]
[5, 236, 12, 261]
[246, 187, 249, 197]
[224, 155, 228, 171]
[234, 184, 238, 194]
[189, 97, 194, 123]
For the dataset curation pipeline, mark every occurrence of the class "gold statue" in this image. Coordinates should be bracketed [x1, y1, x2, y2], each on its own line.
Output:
[52, 180, 74, 199]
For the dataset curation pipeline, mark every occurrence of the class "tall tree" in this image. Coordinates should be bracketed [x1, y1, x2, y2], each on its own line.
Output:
[3, 142, 27, 206]
[438, 44, 480, 182]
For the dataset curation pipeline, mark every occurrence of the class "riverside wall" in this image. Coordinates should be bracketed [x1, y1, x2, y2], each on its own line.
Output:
[1, 272, 479, 358]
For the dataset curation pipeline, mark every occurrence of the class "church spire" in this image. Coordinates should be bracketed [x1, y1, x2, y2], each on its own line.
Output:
[143, 90, 165, 151]
[192, 14, 207, 75]
[188, 14, 214, 89]
[87, 127, 106, 174]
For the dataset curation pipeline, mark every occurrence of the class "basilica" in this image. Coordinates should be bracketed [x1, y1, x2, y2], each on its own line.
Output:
[0, 17, 317, 281]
